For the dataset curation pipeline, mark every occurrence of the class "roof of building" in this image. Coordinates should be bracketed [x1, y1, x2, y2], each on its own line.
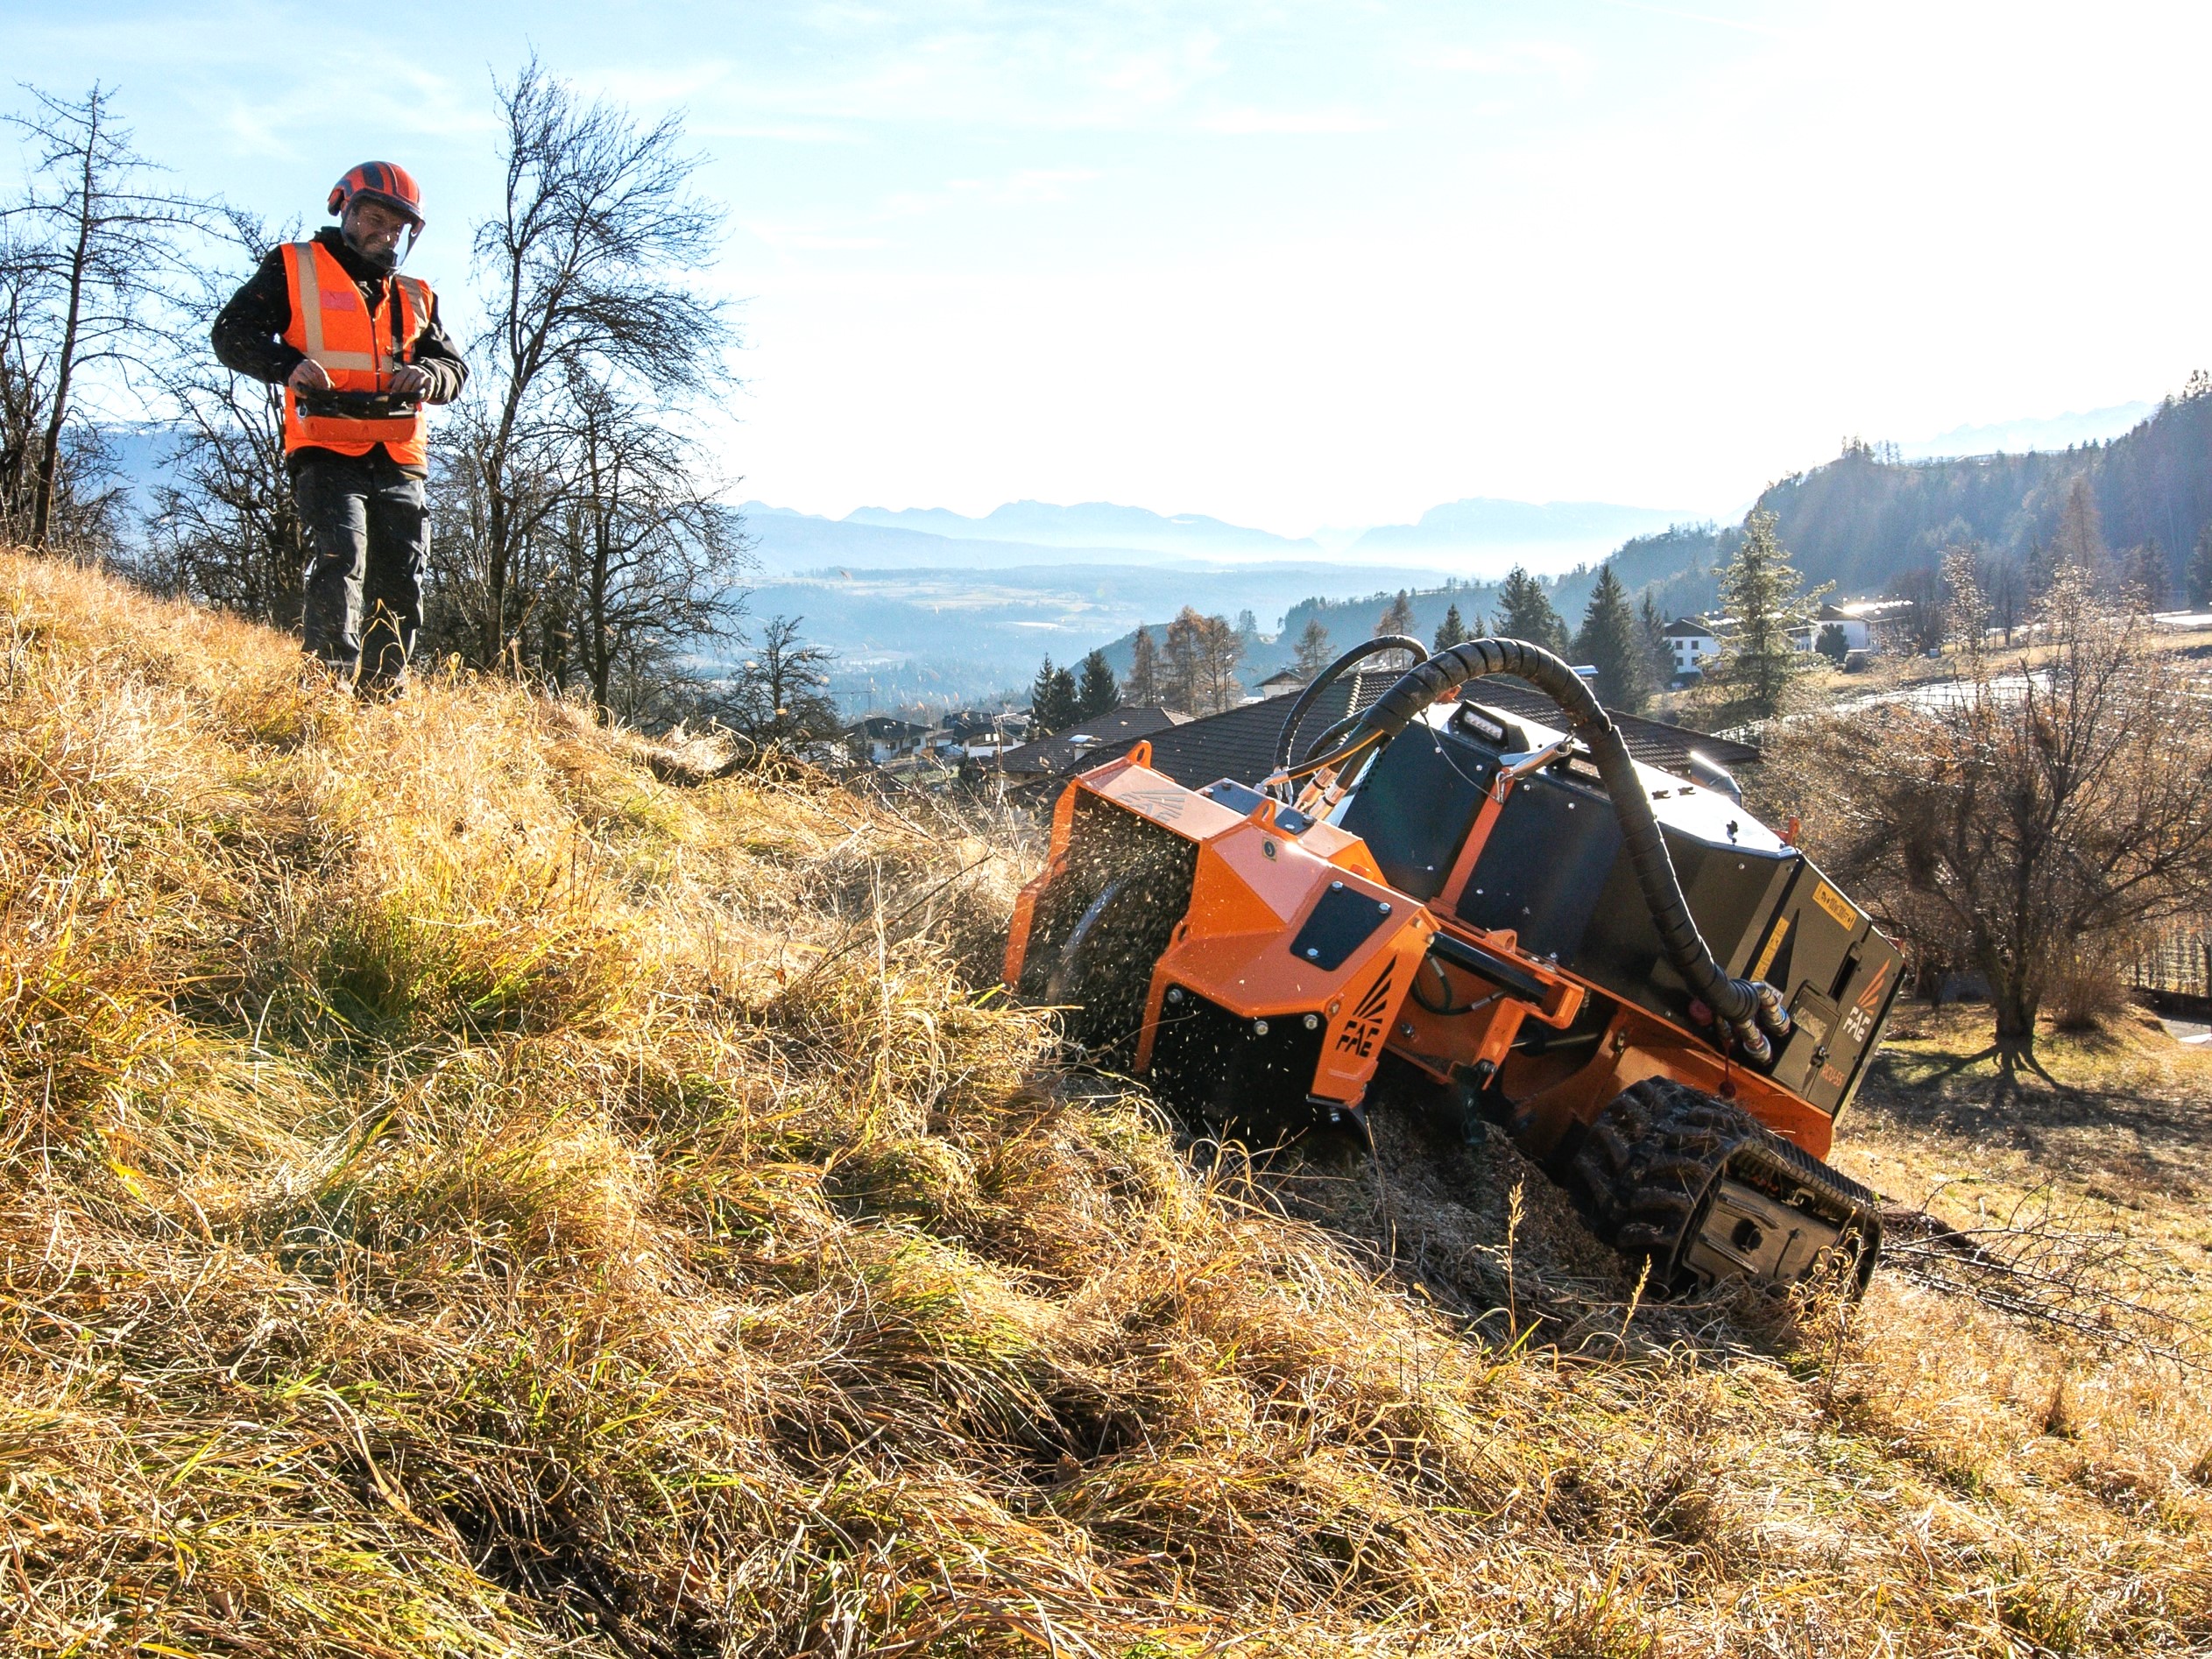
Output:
[852, 716, 933, 739]
[1254, 667, 1307, 692]
[1125, 673, 1759, 793]
[1662, 618, 1718, 639]
[942, 709, 1007, 738]
[993, 705, 1188, 779]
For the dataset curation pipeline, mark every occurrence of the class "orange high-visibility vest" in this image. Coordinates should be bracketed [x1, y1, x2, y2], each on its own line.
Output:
[279, 240, 435, 467]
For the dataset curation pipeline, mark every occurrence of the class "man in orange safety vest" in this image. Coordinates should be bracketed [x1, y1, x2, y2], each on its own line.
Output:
[213, 161, 468, 697]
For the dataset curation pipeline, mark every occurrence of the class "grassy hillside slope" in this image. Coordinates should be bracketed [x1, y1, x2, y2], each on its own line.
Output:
[1, 550, 2207, 1656]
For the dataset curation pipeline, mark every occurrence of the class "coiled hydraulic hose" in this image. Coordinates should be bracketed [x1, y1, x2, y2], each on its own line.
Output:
[1274, 636, 1428, 774]
[1301, 638, 1792, 1062]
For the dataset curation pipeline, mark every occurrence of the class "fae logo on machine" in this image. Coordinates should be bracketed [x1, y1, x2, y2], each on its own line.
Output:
[1120, 788, 1189, 822]
[1333, 961, 1396, 1057]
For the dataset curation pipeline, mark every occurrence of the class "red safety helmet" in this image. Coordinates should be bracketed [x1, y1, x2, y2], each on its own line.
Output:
[328, 161, 425, 235]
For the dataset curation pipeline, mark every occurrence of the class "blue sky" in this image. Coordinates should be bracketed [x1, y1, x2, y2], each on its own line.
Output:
[5, 0, 2207, 534]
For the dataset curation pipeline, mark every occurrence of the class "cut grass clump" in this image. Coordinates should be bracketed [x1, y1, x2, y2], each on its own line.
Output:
[1, 549, 2208, 1655]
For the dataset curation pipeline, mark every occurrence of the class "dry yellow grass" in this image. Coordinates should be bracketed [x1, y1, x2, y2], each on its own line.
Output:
[0, 547, 2206, 1656]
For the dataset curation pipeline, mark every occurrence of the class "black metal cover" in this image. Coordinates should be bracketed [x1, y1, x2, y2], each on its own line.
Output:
[1288, 881, 1396, 971]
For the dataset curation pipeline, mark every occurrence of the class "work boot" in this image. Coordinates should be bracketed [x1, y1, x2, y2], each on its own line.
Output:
[354, 674, 406, 705]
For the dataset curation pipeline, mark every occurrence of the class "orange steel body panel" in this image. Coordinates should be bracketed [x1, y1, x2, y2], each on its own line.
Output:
[1008, 752, 1841, 1160]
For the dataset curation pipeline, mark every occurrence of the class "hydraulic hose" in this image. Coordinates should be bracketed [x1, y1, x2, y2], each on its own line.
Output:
[1310, 637, 1791, 1061]
[1274, 635, 1428, 773]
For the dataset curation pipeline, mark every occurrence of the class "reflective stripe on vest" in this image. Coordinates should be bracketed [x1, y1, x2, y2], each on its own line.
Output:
[279, 241, 435, 464]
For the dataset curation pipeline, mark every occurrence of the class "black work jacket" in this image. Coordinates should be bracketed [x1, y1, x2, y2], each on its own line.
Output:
[211, 227, 469, 475]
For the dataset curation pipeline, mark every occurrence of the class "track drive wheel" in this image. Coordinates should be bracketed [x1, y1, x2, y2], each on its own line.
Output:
[1563, 1077, 1882, 1298]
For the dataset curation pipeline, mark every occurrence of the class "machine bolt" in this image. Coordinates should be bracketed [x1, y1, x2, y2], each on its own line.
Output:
[1254, 1019, 1270, 1035]
[1378, 901, 1392, 915]
[1305, 947, 1320, 959]
[1330, 880, 1343, 891]
[1304, 1013, 1319, 1029]
[1399, 1021, 1415, 1037]
[1326, 999, 1341, 1016]
[1262, 839, 1277, 859]
[1166, 987, 1185, 1004]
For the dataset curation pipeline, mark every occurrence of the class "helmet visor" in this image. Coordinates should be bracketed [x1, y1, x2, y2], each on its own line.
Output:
[347, 187, 423, 229]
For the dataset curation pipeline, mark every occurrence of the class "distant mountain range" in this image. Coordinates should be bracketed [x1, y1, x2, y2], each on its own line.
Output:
[844, 501, 1322, 559]
[1346, 498, 1694, 574]
[1897, 401, 2155, 462]
[741, 505, 1179, 574]
[739, 558, 1462, 712]
[747, 495, 1695, 578]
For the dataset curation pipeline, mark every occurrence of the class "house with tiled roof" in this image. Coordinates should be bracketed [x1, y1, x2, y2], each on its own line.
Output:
[993, 706, 1187, 787]
[1661, 617, 1721, 679]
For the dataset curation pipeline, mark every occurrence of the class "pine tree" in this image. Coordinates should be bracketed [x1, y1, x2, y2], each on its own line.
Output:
[1375, 589, 1416, 638]
[1713, 510, 1825, 719]
[2053, 477, 2105, 576]
[1029, 656, 1079, 734]
[2190, 525, 2212, 611]
[1076, 648, 1118, 717]
[1433, 602, 1469, 653]
[1637, 590, 1675, 688]
[1292, 617, 1332, 676]
[1125, 626, 1160, 705]
[1573, 565, 1649, 712]
[2124, 540, 2167, 609]
[1494, 567, 1570, 655]
[1162, 609, 1207, 713]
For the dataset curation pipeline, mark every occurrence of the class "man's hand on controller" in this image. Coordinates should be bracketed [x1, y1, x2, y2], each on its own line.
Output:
[288, 358, 333, 393]
[390, 364, 430, 398]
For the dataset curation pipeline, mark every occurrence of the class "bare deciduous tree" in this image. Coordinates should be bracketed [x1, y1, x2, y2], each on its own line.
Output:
[139, 207, 307, 618]
[1292, 616, 1332, 676]
[718, 615, 840, 746]
[1777, 565, 2212, 1081]
[442, 57, 738, 673]
[2, 84, 203, 549]
[1125, 625, 1160, 706]
[546, 374, 741, 715]
[1162, 606, 1244, 714]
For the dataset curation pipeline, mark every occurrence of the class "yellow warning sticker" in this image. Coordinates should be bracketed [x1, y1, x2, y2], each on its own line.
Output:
[1811, 880, 1857, 930]
[1751, 917, 1790, 983]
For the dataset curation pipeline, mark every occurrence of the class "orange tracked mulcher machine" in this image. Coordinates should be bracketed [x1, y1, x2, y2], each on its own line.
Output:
[1005, 638, 1903, 1295]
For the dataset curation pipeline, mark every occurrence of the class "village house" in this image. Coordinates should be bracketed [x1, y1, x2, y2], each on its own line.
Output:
[847, 716, 936, 766]
[1661, 616, 1721, 678]
[992, 706, 1187, 791]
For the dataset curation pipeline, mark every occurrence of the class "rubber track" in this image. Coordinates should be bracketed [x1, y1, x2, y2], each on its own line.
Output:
[1564, 1077, 1883, 1295]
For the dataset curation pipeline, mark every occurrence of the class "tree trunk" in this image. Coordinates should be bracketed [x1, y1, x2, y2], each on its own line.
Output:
[32, 139, 97, 549]
[1991, 976, 2041, 1072]
[482, 470, 511, 667]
